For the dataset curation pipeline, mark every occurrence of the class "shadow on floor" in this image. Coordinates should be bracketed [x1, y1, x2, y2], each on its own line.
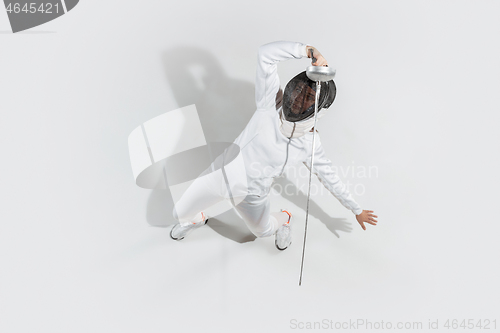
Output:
[273, 176, 353, 238]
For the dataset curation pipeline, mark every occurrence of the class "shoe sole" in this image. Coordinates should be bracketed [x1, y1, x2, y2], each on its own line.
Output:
[170, 228, 184, 241]
[170, 219, 208, 241]
[275, 211, 292, 250]
[275, 240, 292, 251]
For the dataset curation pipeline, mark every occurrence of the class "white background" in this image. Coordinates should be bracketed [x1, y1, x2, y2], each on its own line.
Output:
[1, 1, 499, 332]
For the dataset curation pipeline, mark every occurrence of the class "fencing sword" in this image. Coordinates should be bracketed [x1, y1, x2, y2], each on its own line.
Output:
[299, 50, 336, 286]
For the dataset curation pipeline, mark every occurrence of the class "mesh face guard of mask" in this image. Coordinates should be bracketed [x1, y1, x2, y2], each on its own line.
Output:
[282, 71, 336, 122]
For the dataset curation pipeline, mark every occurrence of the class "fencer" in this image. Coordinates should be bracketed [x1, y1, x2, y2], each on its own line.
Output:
[170, 41, 378, 250]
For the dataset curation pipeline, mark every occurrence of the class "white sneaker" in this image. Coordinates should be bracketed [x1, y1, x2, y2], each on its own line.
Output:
[275, 210, 292, 251]
[170, 213, 208, 241]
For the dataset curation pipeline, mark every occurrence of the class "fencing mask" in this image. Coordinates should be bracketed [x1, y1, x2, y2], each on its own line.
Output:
[279, 71, 336, 138]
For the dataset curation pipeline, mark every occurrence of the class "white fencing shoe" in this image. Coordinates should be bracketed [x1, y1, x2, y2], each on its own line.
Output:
[170, 213, 208, 241]
[275, 210, 292, 251]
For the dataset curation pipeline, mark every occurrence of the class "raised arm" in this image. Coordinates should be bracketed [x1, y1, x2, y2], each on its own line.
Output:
[255, 41, 309, 110]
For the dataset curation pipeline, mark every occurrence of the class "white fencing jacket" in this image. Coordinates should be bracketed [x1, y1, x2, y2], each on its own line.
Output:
[232, 41, 362, 215]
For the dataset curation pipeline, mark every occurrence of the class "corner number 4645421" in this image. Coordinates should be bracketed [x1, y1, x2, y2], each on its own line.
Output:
[6, 3, 60, 14]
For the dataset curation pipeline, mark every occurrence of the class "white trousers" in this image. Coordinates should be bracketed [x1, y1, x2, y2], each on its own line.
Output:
[172, 169, 288, 238]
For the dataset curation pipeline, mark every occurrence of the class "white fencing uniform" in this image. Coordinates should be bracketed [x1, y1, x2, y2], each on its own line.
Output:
[173, 41, 362, 238]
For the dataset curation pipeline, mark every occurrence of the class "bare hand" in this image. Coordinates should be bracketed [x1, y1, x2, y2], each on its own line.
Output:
[356, 210, 378, 230]
[306, 46, 328, 66]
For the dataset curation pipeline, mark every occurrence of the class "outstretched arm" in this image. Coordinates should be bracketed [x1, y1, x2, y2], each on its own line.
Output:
[303, 136, 378, 230]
